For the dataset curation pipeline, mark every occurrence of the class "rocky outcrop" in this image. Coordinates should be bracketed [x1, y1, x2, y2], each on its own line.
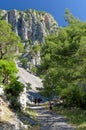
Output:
[1, 9, 58, 44]
[0, 9, 58, 66]
[19, 86, 27, 110]
[0, 96, 36, 130]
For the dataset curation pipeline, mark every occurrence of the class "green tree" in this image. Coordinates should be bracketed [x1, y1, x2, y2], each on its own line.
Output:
[0, 20, 24, 110]
[39, 13, 86, 108]
[0, 20, 23, 59]
[4, 78, 24, 110]
[0, 60, 18, 84]
[64, 8, 80, 25]
[21, 57, 28, 69]
[5, 78, 24, 97]
[61, 85, 84, 107]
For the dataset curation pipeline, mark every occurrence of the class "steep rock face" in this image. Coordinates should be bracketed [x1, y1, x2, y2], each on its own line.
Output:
[0, 9, 58, 66]
[1, 9, 58, 44]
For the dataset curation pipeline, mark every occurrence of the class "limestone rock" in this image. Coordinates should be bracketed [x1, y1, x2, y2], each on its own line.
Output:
[0, 9, 59, 66]
[1, 9, 58, 44]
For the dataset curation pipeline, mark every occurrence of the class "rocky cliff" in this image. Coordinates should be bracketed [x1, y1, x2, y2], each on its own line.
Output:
[0, 9, 58, 44]
[0, 9, 58, 67]
[0, 9, 58, 43]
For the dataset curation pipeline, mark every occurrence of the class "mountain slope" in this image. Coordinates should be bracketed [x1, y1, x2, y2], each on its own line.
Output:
[0, 9, 58, 44]
[16, 61, 43, 91]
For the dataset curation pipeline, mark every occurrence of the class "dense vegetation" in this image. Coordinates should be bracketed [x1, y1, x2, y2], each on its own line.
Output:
[39, 9, 86, 109]
[0, 9, 86, 111]
[0, 20, 24, 110]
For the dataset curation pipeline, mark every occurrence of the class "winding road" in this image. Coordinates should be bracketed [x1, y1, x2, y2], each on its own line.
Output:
[16, 61, 75, 130]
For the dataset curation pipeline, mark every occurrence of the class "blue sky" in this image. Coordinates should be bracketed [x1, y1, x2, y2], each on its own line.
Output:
[0, 0, 86, 26]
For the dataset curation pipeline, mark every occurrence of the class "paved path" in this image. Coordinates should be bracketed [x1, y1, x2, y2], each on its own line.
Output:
[30, 104, 75, 130]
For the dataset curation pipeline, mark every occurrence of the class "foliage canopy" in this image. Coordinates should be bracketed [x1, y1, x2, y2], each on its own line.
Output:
[39, 10, 86, 108]
[0, 20, 24, 109]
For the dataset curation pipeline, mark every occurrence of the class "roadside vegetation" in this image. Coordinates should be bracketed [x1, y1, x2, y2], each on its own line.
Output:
[53, 106, 86, 130]
[38, 9, 86, 129]
[39, 9, 86, 109]
[0, 8, 86, 130]
[0, 20, 24, 110]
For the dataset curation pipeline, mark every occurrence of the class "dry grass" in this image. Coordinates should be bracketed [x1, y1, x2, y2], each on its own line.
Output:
[0, 98, 15, 122]
[30, 125, 40, 130]
[25, 107, 37, 118]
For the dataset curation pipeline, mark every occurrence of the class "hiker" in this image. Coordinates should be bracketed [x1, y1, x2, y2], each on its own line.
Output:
[34, 97, 37, 104]
[49, 101, 54, 110]
[37, 98, 42, 104]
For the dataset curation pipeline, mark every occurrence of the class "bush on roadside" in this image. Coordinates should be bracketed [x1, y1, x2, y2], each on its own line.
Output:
[4, 78, 24, 110]
[61, 85, 86, 109]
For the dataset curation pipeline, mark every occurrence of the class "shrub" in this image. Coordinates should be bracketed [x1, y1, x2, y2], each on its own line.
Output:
[61, 85, 84, 108]
[9, 96, 21, 111]
[4, 78, 24, 110]
[5, 78, 24, 97]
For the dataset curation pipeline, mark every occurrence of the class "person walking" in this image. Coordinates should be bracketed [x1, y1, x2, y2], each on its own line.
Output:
[49, 101, 52, 110]
[34, 97, 37, 104]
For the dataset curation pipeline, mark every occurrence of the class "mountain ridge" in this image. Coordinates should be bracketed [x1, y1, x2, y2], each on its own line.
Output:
[0, 9, 58, 44]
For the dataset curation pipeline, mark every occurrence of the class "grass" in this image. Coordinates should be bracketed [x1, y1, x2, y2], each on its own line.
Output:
[53, 106, 86, 130]
[25, 107, 40, 130]
[30, 125, 40, 130]
[25, 107, 37, 119]
[18, 107, 41, 129]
